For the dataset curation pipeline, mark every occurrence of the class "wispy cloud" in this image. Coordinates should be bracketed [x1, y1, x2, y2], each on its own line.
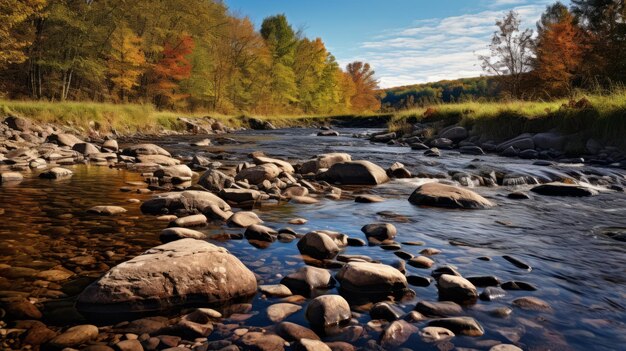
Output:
[341, 0, 555, 88]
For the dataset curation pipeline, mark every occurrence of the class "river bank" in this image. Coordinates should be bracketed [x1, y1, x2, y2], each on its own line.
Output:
[1, 115, 626, 350]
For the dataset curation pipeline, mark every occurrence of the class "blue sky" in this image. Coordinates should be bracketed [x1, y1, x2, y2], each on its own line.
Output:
[225, 0, 561, 88]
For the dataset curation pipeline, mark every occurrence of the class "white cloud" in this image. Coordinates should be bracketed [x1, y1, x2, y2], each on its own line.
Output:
[342, 0, 555, 88]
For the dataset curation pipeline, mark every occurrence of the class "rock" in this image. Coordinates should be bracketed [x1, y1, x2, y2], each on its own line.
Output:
[533, 132, 565, 151]
[72, 142, 100, 155]
[259, 284, 292, 297]
[531, 182, 598, 197]
[24, 324, 57, 345]
[370, 302, 403, 322]
[102, 139, 118, 151]
[371, 132, 396, 143]
[318, 130, 339, 137]
[276, 321, 320, 342]
[48, 325, 99, 348]
[437, 274, 478, 303]
[305, 295, 351, 334]
[419, 326, 455, 343]
[336, 261, 407, 294]
[115, 339, 143, 351]
[253, 156, 295, 174]
[136, 154, 180, 166]
[380, 320, 419, 349]
[293, 339, 332, 351]
[512, 296, 552, 311]
[236, 163, 281, 184]
[441, 126, 468, 141]
[387, 162, 412, 178]
[414, 301, 463, 317]
[239, 332, 285, 351]
[76, 239, 257, 314]
[267, 303, 302, 322]
[319, 160, 389, 185]
[283, 186, 309, 198]
[3, 298, 42, 319]
[490, 344, 523, 351]
[408, 182, 494, 209]
[424, 147, 441, 157]
[519, 149, 538, 159]
[300, 153, 352, 174]
[480, 287, 507, 301]
[228, 211, 263, 227]
[407, 275, 432, 287]
[428, 317, 484, 336]
[466, 275, 500, 287]
[460, 145, 485, 155]
[297, 232, 340, 260]
[361, 223, 396, 242]
[501, 145, 519, 157]
[197, 169, 233, 192]
[280, 266, 334, 296]
[47, 133, 84, 147]
[122, 144, 171, 157]
[408, 256, 434, 269]
[5, 115, 31, 131]
[0, 171, 23, 183]
[430, 138, 453, 149]
[191, 138, 211, 146]
[354, 194, 384, 203]
[39, 167, 73, 179]
[170, 214, 207, 227]
[507, 192, 530, 200]
[160, 228, 207, 243]
[154, 165, 193, 183]
[244, 224, 277, 242]
[496, 134, 534, 152]
[502, 255, 532, 271]
[219, 188, 262, 203]
[87, 206, 127, 215]
[140, 190, 230, 215]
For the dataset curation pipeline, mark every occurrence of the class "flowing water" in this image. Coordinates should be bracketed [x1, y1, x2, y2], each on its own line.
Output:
[1, 128, 625, 350]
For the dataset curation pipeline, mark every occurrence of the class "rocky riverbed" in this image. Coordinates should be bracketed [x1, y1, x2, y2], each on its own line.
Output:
[1, 116, 625, 351]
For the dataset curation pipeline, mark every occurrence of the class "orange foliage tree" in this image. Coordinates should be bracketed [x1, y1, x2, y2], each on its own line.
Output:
[149, 35, 195, 109]
[346, 61, 381, 112]
[533, 3, 587, 97]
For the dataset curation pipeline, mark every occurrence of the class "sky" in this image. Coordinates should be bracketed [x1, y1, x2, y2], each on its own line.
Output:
[225, 0, 562, 88]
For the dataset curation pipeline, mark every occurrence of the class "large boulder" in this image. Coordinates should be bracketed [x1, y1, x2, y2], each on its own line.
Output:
[297, 232, 340, 260]
[140, 190, 231, 215]
[318, 161, 388, 185]
[122, 144, 171, 157]
[153, 165, 193, 183]
[336, 262, 408, 294]
[197, 169, 233, 192]
[136, 154, 180, 166]
[72, 143, 100, 155]
[5, 116, 32, 132]
[235, 163, 281, 184]
[39, 167, 73, 179]
[532, 132, 565, 151]
[439, 126, 468, 143]
[361, 223, 396, 242]
[305, 295, 351, 334]
[408, 182, 494, 209]
[46, 133, 84, 147]
[253, 156, 295, 174]
[530, 182, 598, 197]
[300, 153, 352, 174]
[76, 239, 257, 314]
[496, 134, 534, 152]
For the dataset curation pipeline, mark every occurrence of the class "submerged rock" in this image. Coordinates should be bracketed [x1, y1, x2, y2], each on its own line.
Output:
[87, 206, 127, 215]
[76, 239, 257, 315]
[159, 227, 207, 243]
[427, 317, 484, 336]
[531, 182, 598, 197]
[408, 182, 494, 209]
[39, 167, 73, 179]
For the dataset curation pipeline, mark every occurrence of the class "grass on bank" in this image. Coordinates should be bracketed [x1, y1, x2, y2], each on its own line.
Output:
[388, 90, 626, 151]
[0, 99, 384, 134]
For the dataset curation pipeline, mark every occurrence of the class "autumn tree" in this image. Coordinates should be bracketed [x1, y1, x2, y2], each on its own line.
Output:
[0, 0, 45, 68]
[107, 24, 145, 102]
[346, 61, 381, 112]
[572, 0, 626, 83]
[533, 3, 586, 97]
[149, 35, 194, 109]
[479, 11, 534, 98]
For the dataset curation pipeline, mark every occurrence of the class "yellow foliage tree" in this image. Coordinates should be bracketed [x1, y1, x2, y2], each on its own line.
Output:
[107, 24, 145, 102]
[0, 0, 46, 68]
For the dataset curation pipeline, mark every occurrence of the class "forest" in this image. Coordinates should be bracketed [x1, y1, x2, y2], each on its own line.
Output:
[0, 0, 380, 115]
[382, 0, 626, 111]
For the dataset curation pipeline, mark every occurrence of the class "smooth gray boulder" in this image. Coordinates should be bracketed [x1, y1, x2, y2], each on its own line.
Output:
[77, 239, 257, 314]
[140, 190, 231, 215]
[409, 182, 494, 209]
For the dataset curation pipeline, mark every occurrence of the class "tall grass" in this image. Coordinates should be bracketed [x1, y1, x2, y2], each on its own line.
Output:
[389, 89, 626, 149]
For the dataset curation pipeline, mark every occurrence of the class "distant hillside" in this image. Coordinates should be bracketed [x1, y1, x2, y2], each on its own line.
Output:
[381, 76, 501, 111]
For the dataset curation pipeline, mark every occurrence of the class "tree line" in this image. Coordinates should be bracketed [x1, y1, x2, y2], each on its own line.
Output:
[382, 0, 626, 110]
[0, 0, 381, 114]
